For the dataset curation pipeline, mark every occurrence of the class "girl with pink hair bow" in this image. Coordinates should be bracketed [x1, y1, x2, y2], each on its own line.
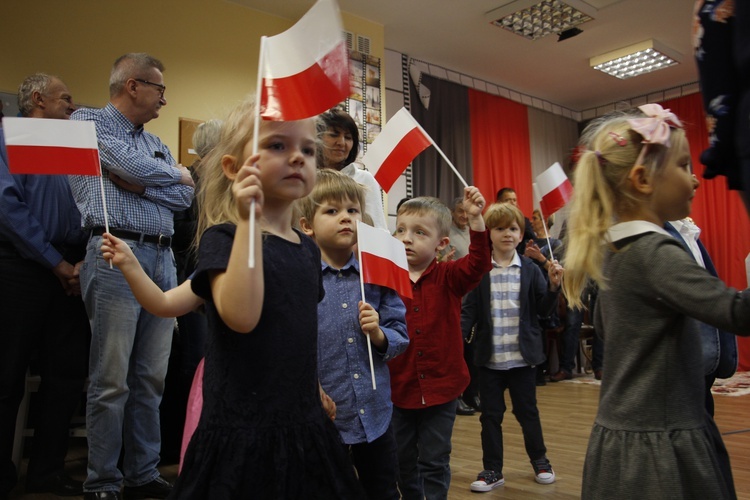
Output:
[563, 104, 750, 500]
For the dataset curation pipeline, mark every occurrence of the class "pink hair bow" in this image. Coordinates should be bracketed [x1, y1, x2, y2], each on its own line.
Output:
[626, 103, 682, 147]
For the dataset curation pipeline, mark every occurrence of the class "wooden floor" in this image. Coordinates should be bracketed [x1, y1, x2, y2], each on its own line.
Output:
[447, 380, 750, 499]
[10, 380, 750, 499]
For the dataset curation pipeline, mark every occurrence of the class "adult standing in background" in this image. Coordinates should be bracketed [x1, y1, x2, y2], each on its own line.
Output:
[317, 107, 388, 230]
[442, 196, 470, 261]
[0, 73, 88, 499]
[69, 53, 194, 500]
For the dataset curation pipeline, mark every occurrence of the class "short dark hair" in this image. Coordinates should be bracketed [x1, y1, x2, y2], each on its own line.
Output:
[316, 107, 359, 168]
[496, 187, 515, 202]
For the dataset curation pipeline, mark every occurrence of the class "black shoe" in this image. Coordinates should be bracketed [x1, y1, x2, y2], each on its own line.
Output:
[26, 472, 84, 496]
[463, 395, 481, 412]
[456, 398, 476, 416]
[123, 476, 172, 500]
[84, 492, 123, 500]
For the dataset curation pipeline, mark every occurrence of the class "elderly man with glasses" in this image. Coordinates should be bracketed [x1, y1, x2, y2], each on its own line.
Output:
[69, 53, 194, 500]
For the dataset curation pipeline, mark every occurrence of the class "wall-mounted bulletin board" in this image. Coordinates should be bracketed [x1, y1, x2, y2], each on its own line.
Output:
[178, 117, 203, 166]
[346, 51, 381, 159]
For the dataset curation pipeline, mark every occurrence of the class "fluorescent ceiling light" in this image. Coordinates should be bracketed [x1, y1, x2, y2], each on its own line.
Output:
[490, 0, 594, 41]
[590, 39, 679, 79]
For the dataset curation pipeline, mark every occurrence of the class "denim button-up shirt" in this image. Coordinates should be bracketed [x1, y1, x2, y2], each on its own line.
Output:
[318, 253, 408, 444]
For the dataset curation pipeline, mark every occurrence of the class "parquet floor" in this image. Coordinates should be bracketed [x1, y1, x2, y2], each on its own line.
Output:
[447, 380, 750, 499]
[10, 380, 750, 499]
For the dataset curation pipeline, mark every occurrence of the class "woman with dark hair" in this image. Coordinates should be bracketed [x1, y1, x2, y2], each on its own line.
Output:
[317, 108, 388, 229]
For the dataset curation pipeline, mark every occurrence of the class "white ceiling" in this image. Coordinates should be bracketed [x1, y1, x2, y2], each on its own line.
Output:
[228, 0, 697, 112]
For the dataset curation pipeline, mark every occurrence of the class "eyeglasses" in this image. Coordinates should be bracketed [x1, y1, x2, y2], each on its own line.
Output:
[134, 78, 166, 98]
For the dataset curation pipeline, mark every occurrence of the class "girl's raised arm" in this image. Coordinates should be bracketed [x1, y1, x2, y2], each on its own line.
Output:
[211, 161, 265, 333]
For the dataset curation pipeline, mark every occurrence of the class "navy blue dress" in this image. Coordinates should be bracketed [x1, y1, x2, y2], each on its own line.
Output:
[171, 224, 362, 499]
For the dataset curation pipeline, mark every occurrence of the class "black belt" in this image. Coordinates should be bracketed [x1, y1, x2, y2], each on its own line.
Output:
[90, 227, 172, 248]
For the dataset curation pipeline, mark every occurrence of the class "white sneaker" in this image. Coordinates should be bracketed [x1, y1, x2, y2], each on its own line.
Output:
[532, 458, 556, 484]
[470, 470, 504, 492]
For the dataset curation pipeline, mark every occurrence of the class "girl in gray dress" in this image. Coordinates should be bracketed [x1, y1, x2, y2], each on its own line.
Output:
[562, 104, 750, 500]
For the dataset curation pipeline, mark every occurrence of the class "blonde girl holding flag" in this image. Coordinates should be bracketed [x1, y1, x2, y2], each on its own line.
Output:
[150, 99, 362, 499]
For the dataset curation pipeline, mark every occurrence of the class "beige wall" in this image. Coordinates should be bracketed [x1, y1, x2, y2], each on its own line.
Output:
[1, 0, 385, 153]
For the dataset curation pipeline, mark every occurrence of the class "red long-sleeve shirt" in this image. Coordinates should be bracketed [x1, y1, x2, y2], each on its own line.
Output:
[388, 229, 491, 409]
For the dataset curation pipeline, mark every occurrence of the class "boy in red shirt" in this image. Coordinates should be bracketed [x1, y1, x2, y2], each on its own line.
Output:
[390, 188, 491, 499]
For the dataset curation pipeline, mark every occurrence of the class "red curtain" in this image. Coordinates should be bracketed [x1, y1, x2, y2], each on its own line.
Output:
[468, 89, 533, 215]
[663, 93, 750, 369]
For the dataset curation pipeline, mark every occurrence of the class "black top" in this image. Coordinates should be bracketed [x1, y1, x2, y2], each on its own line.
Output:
[172, 224, 362, 499]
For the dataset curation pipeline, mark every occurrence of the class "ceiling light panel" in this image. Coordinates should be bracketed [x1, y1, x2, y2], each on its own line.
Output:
[491, 0, 594, 41]
[590, 40, 679, 79]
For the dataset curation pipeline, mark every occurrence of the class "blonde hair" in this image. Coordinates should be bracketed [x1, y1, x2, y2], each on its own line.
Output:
[562, 108, 687, 308]
[296, 169, 366, 224]
[397, 197, 451, 237]
[194, 99, 315, 248]
[484, 203, 525, 232]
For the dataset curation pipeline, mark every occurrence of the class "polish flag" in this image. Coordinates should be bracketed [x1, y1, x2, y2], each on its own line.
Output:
[357, 221, 412, 299]
[260, 0, 349, 121]
[361, 107, 432, 192]
[534, 162, 573, 216]
[3, 117, 100, 175]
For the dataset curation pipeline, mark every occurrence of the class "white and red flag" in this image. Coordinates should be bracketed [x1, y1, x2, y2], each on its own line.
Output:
[361, 107, 432, 192]
[259, 0, 349, 121]
[357, 221, 412, 299]
[534, 162, 573, 216]
[3, 117, 100, 175]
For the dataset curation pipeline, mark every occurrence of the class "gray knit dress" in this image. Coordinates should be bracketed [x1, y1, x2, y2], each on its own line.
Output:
[581, 230, 750, 500]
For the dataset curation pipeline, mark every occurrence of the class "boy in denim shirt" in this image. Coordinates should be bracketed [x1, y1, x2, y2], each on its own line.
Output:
[298, 169, 409, 499]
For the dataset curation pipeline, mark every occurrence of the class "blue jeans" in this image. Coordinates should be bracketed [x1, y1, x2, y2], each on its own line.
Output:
[479, 366, 547, 473]
[392, 400, 457, 500]
[81, 236, 175, 492]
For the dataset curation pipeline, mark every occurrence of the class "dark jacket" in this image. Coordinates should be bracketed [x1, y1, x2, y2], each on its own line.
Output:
[461, 254, 559, 367]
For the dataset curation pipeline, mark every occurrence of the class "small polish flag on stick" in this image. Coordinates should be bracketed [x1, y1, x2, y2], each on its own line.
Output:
[259, 0, 349, 121]
[357, 221, 412, 300]
[3, 117, 101, 175]
[533, 162, 573, 261]
[248, 0, 349, 267]
[357, 221, 412, 389]
[534, 162, 573, 217]
[3, 117, 113, 265]
[361, 107, 468, 192]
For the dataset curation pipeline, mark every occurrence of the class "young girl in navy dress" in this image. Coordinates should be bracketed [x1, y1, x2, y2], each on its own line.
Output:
[562, 104, 750, 500]
[169, 99, 362, 499]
